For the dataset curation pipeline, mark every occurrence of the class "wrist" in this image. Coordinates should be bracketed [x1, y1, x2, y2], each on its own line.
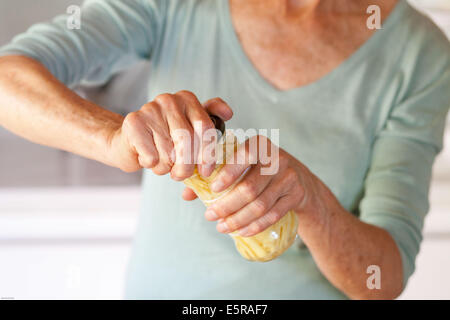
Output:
[82, 103, 124, 168]
[101, 120, 129, 169]
[293, 165, 334, 227]
[293, 163, 320, 214]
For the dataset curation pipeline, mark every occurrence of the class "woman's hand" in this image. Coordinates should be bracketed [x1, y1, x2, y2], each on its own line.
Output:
[108, 91, 233, 179]
[184, 135, 313, 237]
[183, 134, 403, 299]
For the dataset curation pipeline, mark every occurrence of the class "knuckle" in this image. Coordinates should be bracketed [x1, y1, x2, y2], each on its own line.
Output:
[219, 171, 234, 186]
[212, 205, 226, 219]
[266, 211, 281, 225]
[238, 181, 259, 201]
[141, 101, 159, 114]
[225, 217, 239, 231]
[252, 198, 268, 215]
[123, 111, 141, 128]
[139, 155, 158, 168]
[248, 221, 263, 235]
[155, 93, 175, 107]
[285, 167, 298, 184]
[176, 90, 196, 100]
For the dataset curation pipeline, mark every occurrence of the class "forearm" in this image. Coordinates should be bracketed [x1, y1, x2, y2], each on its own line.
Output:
[0, 55, 123, 167]
[293, 161, 403, 299]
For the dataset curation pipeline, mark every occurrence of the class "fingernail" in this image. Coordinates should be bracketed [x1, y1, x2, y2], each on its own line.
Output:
[211, 180, 224, 192]
[217, 221, 230, 233]
[238, 227, 251, 237]
[205, 208, 218, 221]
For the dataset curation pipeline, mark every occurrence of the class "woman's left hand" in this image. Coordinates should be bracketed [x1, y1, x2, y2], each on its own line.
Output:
[183, 135, 314, 237]
[182, 134, 404, 299]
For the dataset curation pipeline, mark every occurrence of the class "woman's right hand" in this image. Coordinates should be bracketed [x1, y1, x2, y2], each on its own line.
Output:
[108, 90, 233, 180]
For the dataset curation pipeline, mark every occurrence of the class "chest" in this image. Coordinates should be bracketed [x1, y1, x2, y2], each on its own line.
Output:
[229, 7, 375, 90]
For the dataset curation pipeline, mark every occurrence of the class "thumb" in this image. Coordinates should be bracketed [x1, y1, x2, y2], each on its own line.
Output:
[203, 97, 233, 121]
[182, 187, 198, 201]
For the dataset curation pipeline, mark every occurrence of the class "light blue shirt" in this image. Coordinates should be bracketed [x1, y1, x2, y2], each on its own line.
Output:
[1, 0, 449, 299]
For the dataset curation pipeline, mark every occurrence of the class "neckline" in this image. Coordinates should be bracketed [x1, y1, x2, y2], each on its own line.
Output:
[219, 0, 408, 102]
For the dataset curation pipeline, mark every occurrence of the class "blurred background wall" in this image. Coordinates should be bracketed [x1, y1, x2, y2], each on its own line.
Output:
[0, 0, 449, 299]
[0, 0, 147, 187]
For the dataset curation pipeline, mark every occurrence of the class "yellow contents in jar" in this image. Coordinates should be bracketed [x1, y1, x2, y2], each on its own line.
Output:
[184, 134, 298, 262]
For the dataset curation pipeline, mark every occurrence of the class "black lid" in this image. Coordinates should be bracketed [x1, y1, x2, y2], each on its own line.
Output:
[209, 115, 225, 139]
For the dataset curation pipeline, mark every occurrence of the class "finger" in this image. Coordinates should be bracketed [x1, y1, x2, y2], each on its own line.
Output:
[136, 132, 158, 169]
[177, 91, 217, 177]
[155, 93, 195, 180]
[123, 112, 159, 168]
[210, 136, 260, 193]
[140, 101, 175, 176]
[204, 163, 273, 221]
[203, 97, 233, 121]
[182, 187, 198, 201]
[216, 172, 290, 233]
[151, 132, 175, 175]
[237, 194, 295, 237]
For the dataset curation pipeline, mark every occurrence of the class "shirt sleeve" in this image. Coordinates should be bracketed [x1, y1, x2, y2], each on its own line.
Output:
[359, 59, 450, 288]
[0, 0, 166, 87]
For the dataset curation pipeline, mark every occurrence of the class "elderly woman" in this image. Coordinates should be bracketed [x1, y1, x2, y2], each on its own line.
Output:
[0, 0, 449, 299]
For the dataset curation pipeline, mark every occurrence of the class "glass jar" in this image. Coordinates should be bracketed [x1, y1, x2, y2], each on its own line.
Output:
[184, 133, 298, 262]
